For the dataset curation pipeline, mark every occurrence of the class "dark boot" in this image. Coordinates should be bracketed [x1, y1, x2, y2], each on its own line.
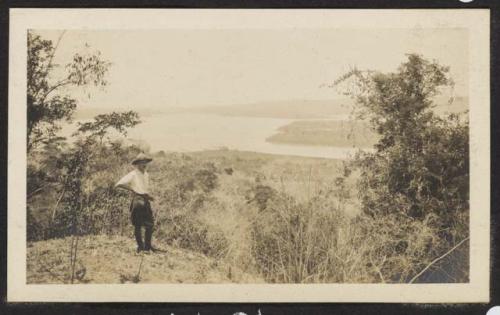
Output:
[134, 225, 144, 252]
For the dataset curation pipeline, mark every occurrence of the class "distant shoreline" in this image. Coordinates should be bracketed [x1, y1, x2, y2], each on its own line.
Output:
[183, 148, 348, 162]
[265, 120, 378, 149]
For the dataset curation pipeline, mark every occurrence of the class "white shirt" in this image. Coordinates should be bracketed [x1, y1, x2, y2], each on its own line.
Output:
[115, 169, 150, 195]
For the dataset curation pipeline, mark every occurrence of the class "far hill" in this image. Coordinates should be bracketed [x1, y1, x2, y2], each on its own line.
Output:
[190, 99, 355, 119]
[188, 96, 467, 119]
[73, 96, 467, 121]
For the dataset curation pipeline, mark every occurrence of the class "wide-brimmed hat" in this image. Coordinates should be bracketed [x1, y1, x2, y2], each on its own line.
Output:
[132, 152, 153, 165]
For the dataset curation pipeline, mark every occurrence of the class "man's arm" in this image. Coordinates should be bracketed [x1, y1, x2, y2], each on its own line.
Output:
[142, 193, 155, 201]
[115, 183, 134, 193]
[115, 172, 134, 192]
[116, 182, 153, 201]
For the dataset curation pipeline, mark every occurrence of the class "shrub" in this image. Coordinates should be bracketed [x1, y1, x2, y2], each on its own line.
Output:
[251, 191, 344, 283]
[27, 136, 141, 241]
[335, 54, 469, 282]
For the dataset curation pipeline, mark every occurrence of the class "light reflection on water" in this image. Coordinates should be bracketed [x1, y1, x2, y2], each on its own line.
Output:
[61, 113, 372, 160]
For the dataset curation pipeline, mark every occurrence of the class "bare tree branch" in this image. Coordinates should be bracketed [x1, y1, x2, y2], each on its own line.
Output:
[408, 237, 469, 284]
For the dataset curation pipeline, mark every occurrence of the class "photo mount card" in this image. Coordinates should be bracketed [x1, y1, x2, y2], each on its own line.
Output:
[7, 8, 491, 303]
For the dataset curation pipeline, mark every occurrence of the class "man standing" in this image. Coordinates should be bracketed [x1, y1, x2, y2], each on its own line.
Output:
[115, 152, 157, 253]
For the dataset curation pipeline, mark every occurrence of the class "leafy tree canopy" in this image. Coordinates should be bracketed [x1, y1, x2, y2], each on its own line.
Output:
[27, 31, 111, 152]
[75, 111, 141, 141]
[336, 54, 468, 230]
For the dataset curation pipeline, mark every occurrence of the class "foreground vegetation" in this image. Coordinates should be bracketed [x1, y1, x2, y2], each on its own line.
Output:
[26, 31, 469, 284]
[28, 144, 467, 283]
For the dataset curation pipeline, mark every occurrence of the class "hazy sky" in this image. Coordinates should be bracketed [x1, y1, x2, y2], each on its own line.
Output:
[35, 28, 468, 111]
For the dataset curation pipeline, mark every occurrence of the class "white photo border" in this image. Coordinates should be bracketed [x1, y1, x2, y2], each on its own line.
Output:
[8, 8, 490, 303]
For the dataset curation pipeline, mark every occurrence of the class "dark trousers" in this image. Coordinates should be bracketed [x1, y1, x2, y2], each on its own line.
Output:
[134, 225, 153, 251]
[130, 194, 154, 250]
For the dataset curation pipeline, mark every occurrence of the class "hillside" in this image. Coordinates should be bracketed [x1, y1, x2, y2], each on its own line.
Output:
[28, 146, 466, 284]
[27, 150, 351, 284]
[27, 234, 264, 284]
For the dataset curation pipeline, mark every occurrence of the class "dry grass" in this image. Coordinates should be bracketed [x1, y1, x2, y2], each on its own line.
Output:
[27, 149, 468, 284]
[27, 234, 264, 284]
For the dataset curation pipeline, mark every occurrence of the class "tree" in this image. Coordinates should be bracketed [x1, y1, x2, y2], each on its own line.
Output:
[27, 31, 111, 152]
[75, 111, 141, 142]
[335, 54, 469, 282]
[336, 54, 468, 219]
[55, 111, 140, 282]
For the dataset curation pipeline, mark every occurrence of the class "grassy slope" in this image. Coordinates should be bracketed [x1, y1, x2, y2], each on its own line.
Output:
[27, 149, 350, 284]
[27, 234, 264, 284]
[185, 149, 350, 204]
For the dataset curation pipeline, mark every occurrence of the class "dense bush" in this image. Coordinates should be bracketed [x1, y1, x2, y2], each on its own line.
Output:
[27, 140, 141, 241]
[336, 54, 469, 282]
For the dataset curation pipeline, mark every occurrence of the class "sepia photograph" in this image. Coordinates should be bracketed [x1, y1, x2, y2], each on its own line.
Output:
[7, 9, 490, 302]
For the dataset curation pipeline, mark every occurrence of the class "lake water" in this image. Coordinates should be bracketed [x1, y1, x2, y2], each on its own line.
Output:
[63, 113, 368, 160]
